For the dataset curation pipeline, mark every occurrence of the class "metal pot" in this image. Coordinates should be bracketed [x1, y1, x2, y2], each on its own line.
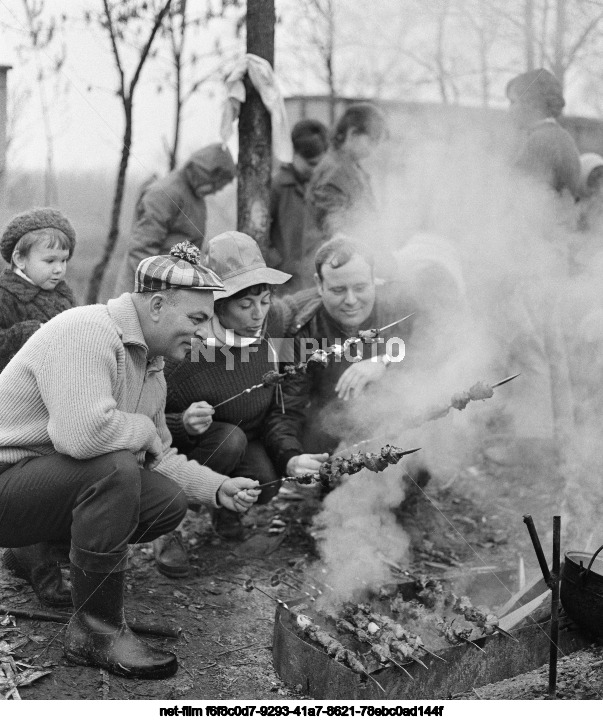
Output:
[560, 545, 603, 636]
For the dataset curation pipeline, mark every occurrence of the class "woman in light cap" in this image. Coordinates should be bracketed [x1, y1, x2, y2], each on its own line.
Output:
[154, 232, 292, 576]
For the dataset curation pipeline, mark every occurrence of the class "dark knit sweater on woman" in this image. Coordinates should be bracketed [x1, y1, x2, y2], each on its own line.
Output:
[0, 268, 76, 372]
[164, 336, 280, 451]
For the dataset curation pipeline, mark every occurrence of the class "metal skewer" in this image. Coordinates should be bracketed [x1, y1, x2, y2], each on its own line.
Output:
[244, 579, 290, 610]
[466, 639, 487, 654]
[420, 646, 447, 663]
[376, 313, 415, 334]
[383, 654, 414, 680]
[491, 372, 520, 388]
[213, 382, 265, 409]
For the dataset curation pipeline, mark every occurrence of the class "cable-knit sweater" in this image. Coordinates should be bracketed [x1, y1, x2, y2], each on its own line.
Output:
[0, 294, 227, 507]
[0, 268, 76, 371]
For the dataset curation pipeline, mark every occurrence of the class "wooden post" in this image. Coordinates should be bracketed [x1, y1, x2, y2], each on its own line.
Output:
[549, 515, 561, 698]
[237, 0, 275, 255]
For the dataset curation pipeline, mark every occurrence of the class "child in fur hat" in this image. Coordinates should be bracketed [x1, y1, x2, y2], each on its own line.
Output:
[0, 207, 77, 371]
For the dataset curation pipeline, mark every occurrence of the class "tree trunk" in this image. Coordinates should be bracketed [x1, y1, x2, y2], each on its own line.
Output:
[553, 0, 565, 88]
[86, 101, 133, 304]
[435, 0, 450, 104]
[169, 53, 182, 171]
[237, 0, 275, 255]
[524, 0, 535, 71]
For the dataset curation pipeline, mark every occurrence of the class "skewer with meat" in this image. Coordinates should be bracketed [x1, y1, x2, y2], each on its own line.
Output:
[346, 604, 430, 669]
[333, 618, 415, 679]
[433, 615, 486, 653]
[406, 373, 520, 429]
[282, 444, 421, 486]
[295, 614, 377, 682]
[340, 604, 425, 669]
[213, 316, 415, 410]
[447, 594, 516, 641]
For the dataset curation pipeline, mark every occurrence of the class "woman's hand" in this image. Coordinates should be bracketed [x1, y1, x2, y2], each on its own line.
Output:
[182, 401, 214, 435]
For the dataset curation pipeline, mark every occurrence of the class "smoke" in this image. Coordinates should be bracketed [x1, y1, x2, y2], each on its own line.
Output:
[310, 112, 603, 599]
[313, 465, 410, 611]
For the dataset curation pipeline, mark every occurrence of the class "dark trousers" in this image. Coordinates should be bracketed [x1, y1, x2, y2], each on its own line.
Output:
[0, 451, 188, 573]
[181, 422, 280, 504]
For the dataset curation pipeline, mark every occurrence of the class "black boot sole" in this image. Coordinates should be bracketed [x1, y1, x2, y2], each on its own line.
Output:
[64, 649, 178, 680]
[3, 549, 73, 609]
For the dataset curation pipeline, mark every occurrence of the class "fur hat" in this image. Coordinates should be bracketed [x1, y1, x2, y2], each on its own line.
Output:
[1, 207, 76, 263]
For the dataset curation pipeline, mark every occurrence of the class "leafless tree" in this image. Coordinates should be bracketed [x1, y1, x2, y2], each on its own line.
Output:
[86, 0, 172, 304]
[17, 0, 66, 205]
[159, 0, 244, 170]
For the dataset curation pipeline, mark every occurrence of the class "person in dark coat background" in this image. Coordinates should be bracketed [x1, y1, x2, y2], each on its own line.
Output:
[268, 119, 329, 291]
[113, 143, 236, 296]
[0, 207, 77, 372]
[506, 68, 581, 201]
[299, 103, 388, 289]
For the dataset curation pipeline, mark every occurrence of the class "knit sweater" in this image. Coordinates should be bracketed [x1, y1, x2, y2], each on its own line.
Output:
[0, 268, 76, 372]
[0, 294, 227, 507]
[164, 337, 278, 450]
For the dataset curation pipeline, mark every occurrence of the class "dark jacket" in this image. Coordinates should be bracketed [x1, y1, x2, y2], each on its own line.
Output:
[268, 164, 310, 291]
[114, 144, 236, 295]
[516, 120, 581, 198]
[262, 284, 414, 474]
[300, 149, 376, 288]
[0, 268, 76, 372]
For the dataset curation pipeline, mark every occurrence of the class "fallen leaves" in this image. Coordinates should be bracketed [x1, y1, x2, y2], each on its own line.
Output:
[0, 635, 53, 700]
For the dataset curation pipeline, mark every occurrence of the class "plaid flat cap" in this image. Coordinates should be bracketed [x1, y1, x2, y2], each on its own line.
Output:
[134, 240, 225, 293]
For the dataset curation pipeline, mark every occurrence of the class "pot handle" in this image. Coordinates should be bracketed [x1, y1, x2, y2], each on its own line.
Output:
[581, 544, 603, 583]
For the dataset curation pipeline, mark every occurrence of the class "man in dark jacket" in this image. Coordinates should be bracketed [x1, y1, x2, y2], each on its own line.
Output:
[268, 119, 329, 291]
[114, 144, 236, 295]
[263, 235, 413, 479]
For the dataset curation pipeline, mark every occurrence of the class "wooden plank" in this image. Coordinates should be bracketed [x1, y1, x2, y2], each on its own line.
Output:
[498, 590, 551, 631]
[496, 573, 548, 618]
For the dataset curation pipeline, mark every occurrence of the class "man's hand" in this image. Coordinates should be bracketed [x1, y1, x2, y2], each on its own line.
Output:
[182, 401, 214, 435]
[286, 453, 329, 477]
[335, 359, 386, 401]
[218, 477, 261, 513]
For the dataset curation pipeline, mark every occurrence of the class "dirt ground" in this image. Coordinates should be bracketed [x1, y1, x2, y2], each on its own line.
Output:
[1, 443, 601, 702]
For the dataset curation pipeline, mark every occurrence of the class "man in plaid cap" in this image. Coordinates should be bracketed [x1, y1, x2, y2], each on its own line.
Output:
[0, 241, 260, 680]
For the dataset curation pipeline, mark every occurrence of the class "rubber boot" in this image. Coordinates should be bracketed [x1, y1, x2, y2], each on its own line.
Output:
[64, 564, 178, 679]
[3, 543, 72, 608]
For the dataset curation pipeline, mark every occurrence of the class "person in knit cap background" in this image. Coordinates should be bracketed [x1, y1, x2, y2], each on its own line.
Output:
[0, 240, 260, 680]
[268, 118, 329, 292]
[157, 231, 291, 576]
[113, 143, 236, 296]
[0, 207, 77, 372]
